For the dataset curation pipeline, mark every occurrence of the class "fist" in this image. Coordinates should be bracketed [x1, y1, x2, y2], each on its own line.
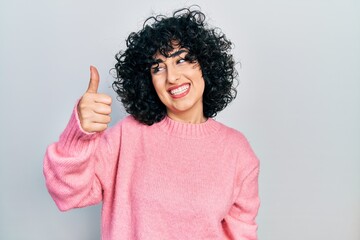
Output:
[77, 66, 112, 133]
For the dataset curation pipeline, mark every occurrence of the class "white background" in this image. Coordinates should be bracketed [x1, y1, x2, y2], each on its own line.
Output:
[0, 0, 359, 239]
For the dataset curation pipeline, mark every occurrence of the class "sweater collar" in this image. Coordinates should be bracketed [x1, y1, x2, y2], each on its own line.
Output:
[156, 116, 221, 139]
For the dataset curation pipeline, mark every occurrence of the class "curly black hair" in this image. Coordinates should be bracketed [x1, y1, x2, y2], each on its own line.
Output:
[113, 7, 237, 125]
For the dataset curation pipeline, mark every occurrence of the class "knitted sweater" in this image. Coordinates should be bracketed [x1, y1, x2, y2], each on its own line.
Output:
[43, 107, 260, 240]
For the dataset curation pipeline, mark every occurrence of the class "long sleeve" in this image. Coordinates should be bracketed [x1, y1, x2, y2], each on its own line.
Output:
[222, 136, 260, 240]
[43, 113, 261, 239]
[43, 106, 117, 211]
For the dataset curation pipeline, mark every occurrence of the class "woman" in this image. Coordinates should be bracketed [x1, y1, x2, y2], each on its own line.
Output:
[44, 7, 260, 240]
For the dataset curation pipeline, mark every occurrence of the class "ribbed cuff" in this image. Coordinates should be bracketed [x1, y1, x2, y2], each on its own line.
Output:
[57, 103, 101, 156]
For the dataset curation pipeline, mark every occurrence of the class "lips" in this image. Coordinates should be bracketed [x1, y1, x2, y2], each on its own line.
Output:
[168, 83, 190, 98]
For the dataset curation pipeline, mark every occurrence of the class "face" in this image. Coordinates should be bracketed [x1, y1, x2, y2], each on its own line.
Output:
[150, 48, 206, 123]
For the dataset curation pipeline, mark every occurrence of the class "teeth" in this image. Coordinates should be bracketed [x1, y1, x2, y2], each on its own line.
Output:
[170, 85, 189, 95]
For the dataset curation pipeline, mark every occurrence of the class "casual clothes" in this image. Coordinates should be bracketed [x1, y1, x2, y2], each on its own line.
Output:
[44, 106, 260, 239]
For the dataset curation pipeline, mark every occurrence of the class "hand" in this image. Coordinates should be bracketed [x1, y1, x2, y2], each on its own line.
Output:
[77, 66, 112, 133]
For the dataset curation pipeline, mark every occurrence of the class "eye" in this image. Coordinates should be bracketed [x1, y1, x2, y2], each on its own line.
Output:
[176, 57, 188, 65]
[176, 51, 194, 64]
[177, 58, 186, 64]
[151, 66, 160, 73]
[151, 63, 165, 74]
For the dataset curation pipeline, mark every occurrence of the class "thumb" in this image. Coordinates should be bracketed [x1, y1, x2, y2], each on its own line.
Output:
[87, 65, 100, 93]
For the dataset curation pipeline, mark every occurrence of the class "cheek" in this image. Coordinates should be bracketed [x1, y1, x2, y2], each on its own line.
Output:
[186, 67, 204, 83]
[151, 79, 167, 101]
[195, 73, 205, 90]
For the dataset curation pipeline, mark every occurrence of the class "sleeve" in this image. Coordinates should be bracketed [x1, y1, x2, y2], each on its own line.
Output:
[222, 137, 260, 240]
[43, 104, 119, 211]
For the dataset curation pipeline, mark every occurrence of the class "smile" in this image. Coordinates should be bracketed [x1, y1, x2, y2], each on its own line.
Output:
[169, 84, 190, 96]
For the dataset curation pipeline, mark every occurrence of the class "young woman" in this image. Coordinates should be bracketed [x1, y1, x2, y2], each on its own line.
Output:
[44, 7, 260, 240]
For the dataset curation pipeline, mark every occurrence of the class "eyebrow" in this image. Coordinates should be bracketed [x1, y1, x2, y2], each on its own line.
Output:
[153, 49, 188, 63]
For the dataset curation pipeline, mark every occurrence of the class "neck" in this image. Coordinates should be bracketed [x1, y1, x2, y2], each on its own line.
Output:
[167, 111, 207, 124]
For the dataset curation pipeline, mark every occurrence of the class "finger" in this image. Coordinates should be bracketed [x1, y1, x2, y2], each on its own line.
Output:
[94, 94, 112, 105]
[92, 114, 111, 124]
[83, 122, 108, 133]
[87, 65, 100, 93]
[81, 92, 112, 105]
[93, 103, 112, 115]
[91, 123, 108, 132]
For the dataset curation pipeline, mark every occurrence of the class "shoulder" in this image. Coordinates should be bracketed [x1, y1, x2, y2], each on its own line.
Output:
[120, 115, 143, 127]
[215, 120, 249, 145]
[215, 120, 259, 166]
[107, 115, 152, 137]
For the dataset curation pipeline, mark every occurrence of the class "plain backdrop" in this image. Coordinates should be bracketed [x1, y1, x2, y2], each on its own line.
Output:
[0, 0, 359, 239]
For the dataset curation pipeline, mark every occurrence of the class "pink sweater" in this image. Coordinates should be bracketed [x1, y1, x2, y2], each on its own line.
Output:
[43, 107, 260, 240]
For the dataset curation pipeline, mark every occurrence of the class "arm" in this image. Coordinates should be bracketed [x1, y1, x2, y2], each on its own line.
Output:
[43, 66, 114, 211]
[43, 109, 105, 211]
[223, 137, 260, 240]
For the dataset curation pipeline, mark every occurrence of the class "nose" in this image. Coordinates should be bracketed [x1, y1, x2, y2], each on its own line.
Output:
[166, 64, 180, 83]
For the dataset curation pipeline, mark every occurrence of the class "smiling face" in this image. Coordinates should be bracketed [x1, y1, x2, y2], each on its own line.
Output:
[150, 48, 206, 124]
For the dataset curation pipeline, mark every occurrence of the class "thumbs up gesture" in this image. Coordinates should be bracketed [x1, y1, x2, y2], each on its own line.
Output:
[77, 66, 112, 133]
